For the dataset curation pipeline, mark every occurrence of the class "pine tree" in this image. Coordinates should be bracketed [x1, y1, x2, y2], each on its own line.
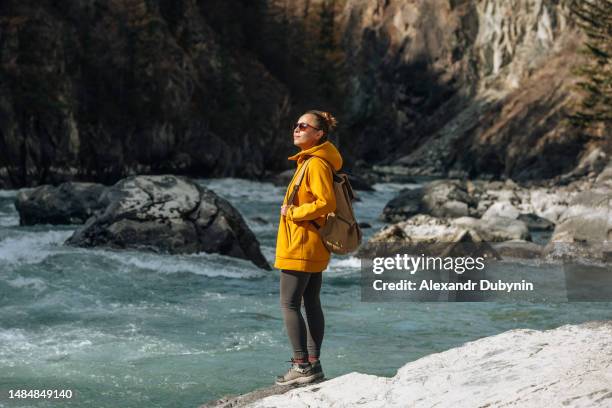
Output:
[569, 0, 612, 133]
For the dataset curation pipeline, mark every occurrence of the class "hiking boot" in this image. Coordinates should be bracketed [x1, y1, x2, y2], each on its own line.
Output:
[275, 358, 324, 386]
[309, 359, 324, 378]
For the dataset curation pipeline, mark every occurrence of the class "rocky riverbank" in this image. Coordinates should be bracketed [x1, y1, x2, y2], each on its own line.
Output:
[363, 160, 612, 262]
[201, 321, 612, 408]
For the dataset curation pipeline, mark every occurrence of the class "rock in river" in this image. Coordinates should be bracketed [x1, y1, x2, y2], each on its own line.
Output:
[65, 175, 271, 270]
[381, 180, 476, 222]
[368, 214, 530, 246]
[545, 161, 612, 261]
[15, 182, 108, 225]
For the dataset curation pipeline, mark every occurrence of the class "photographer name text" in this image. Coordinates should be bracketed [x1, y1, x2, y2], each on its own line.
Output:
[372, 279, 534, 292]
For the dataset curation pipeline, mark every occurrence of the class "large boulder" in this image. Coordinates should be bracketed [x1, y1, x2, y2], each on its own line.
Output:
[370, 214, 462, 245]
[14, 182, 108, 225]
[595, 161, 612, 187]
[65, 175, 271, 270]
[544, 161, 612, 259]
[481, 201, 520, 220]
[380, 187, 424, 222]
[367, 214, 530, 248]
[421, 180, 474, 218]
[215, 321, 612, 408]
[380, 180, 476, 223]
[482, 201, 554, 231]
[453, 216, 530, 242]
[527, 188, 573, 223]
[544, 163, 612, 261]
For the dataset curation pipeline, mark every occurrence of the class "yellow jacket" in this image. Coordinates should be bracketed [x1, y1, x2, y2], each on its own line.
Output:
[274, 141, 343, 272]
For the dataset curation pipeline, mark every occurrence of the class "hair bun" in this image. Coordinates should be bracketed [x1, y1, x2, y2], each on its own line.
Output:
[305, 109, 338, 135]
[321, 112, 338, 131]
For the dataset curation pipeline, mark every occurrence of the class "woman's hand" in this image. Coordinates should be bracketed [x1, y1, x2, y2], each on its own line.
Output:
[280, 205, 288, 216]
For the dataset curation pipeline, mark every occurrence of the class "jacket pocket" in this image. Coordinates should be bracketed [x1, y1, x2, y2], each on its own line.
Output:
[284, 220, 305, 259]
[303, 221, 330, 261]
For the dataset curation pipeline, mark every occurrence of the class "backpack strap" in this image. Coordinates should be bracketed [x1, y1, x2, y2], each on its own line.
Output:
[284, 157, 333, 231]
[285, 157, 313, 206]
[306, 158, 334, 230]
[310, 220, 321, 230]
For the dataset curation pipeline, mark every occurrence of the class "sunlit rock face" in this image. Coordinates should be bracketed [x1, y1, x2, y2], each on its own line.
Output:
[0, 0, 604, 188]
[338, 0, 592, 180]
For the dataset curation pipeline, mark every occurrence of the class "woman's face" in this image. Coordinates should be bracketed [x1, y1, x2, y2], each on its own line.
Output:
[293, 114, 324, 150]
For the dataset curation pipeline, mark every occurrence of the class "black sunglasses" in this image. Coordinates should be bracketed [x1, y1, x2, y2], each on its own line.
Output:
[293, 122, 320, 131]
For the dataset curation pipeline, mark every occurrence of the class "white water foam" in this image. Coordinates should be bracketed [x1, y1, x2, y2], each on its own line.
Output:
[0, 230, 74, 265]
[329, 256, 361, 269]
[5, 276, 48, 293]
[197, 178, 285, 206]
[0, 214, 18, 227]
[0, 324, 203, 368]
[0, 229, 271, 279]
[0, 326, 96, 367]
[222, 330, 279, 352]
[0, 199, 18, 226]
[93, 250, 267, 279]
[0, 189, 18, 198]
[325, 256, 362, 278]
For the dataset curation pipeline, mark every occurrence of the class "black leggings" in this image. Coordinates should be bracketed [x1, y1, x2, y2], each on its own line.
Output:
[280, 270, 325, 360]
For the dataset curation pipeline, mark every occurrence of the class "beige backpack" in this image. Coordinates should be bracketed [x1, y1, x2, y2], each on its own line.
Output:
[286, 157, 362, 255]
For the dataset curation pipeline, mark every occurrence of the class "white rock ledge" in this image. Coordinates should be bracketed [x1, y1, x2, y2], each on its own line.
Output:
[246, 321, 612, 408]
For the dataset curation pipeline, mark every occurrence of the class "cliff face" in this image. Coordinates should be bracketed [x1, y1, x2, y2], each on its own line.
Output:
[0, 0, 292, 188]
[339, 0, 595, 179]
[0, 0, 602, 188]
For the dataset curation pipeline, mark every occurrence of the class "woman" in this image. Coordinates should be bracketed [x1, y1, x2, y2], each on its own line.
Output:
[274, 110, 342, 385]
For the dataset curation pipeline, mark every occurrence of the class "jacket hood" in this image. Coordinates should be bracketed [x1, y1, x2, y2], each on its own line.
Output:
[288, 141, 343, 171]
